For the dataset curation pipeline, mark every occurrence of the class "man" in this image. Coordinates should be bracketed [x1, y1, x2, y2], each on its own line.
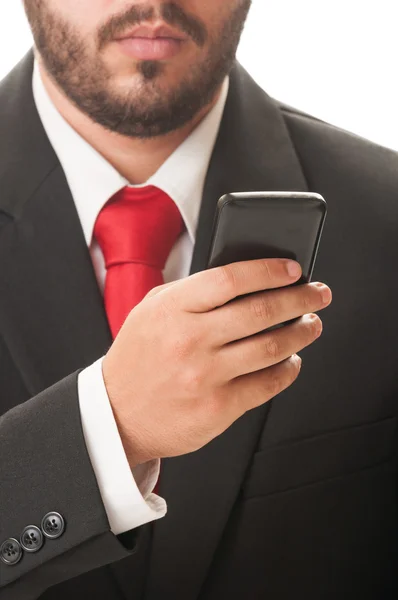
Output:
[0, 0, 397, 598]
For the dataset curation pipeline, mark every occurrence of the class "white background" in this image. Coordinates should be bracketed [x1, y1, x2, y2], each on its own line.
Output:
[1, 0, 397, 151]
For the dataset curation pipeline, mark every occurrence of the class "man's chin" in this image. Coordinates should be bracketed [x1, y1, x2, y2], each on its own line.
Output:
[136, 60, 165, 81]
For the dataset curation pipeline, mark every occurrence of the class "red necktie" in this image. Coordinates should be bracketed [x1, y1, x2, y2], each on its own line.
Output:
[94, 185, 183, 338]
[93, 185, 184, 494]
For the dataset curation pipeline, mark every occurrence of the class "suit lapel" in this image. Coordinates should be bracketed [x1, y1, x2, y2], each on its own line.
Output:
[0, 52, 112, 399]
[0, 167, 112, 397]
[145, 64, 309, 600]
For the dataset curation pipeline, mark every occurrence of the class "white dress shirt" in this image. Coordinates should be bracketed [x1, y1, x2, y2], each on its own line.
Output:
[32, 61, 229, 535]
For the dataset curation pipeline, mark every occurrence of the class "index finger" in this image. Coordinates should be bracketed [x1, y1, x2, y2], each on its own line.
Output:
[171, 259, 302, 313]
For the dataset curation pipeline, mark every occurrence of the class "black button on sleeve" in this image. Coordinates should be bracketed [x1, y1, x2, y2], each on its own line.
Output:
[41, 512, 65, 539]
[0, 538, 23, 565]
[20, 525, 44, 553]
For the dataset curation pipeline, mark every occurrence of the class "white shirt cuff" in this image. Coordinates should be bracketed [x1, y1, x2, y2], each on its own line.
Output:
[77, 357, 167, 535]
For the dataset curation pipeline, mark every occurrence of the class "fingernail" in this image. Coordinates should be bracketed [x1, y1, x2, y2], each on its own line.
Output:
[294, 354, 302, 368]
[321, 286, 331, 304]
[309, 313, 323, 337]
[286, 261, 301, 278]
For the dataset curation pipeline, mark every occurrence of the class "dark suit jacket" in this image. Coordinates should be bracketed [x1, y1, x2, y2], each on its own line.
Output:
[0, 50, 397, 600]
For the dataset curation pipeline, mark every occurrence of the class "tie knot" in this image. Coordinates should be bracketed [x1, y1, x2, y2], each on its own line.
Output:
[93, 185, 184, 270]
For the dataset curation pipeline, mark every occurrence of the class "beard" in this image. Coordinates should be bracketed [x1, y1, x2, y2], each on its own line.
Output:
[24, 1, 252, 138]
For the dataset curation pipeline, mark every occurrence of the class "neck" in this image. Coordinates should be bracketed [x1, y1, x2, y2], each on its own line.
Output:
[37, 58, 223, 185]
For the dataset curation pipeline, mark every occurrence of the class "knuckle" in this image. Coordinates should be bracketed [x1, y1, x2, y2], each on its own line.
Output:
[266, 371, 285, 397]
[251, 297, 274, 323]
[263, 335, 281, 361]
[152, 297, 173, 322]
[163, 291, 179, 312]
[171, 330, 196, 360]
[201, 392, 224, 420]
[153, 292, 180, 322]
[145, 285, 161, 299]
[182, 365, 206, 395]
[259, 259, 273, 283]
[216, 265, 238, 296]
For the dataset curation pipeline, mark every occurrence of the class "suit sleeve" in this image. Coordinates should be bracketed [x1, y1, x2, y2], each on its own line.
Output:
[0, 369, 142, 599]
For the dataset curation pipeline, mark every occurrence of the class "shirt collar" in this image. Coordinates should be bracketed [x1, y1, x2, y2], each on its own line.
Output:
[32, 61, 229, 246]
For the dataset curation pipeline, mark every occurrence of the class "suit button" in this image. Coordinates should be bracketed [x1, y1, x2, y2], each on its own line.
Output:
[41, 512, 65, 539]
[0, 538, 23, 565]
[20, 526, 44, 553]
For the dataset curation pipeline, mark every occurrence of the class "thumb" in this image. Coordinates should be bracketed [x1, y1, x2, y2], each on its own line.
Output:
[145, 280, 179, 299]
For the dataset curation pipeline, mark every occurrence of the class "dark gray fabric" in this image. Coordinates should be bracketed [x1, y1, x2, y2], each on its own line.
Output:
[0, 50, 397, 600]
[0, 370, 140, 597]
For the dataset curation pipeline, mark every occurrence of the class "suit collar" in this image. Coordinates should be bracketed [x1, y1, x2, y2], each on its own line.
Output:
[0, 51, 308, 600]
[0, 51, 57, 219]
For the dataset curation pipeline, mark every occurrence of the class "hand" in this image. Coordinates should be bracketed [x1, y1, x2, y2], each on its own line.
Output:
[102, 259, 332, 468]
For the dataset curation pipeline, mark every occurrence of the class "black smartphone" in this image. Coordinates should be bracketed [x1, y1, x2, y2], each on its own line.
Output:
[207, 192, 327, 286]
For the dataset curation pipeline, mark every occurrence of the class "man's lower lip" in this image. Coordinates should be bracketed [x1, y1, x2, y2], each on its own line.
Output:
[116, 37, 184, 60]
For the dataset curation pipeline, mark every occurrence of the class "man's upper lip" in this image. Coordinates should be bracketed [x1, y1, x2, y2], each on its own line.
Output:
[115, 24, 187, 41]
